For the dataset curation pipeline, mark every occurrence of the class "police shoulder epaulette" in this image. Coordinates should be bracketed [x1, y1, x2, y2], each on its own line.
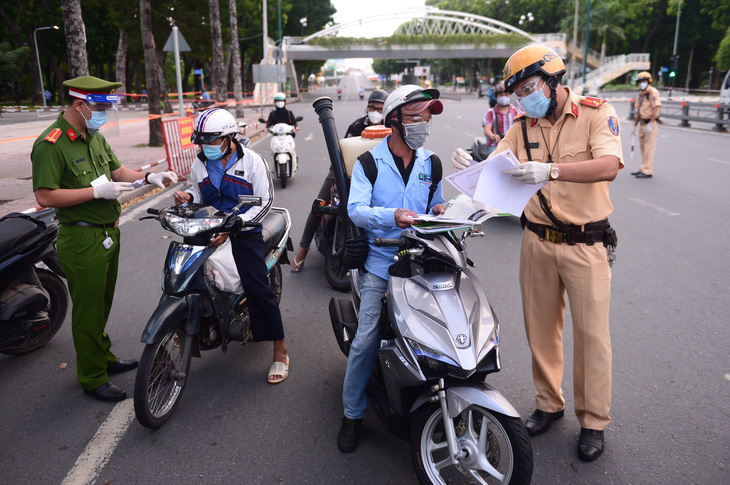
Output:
[580, 97, 607, 108]
[44, 128, 62, 143]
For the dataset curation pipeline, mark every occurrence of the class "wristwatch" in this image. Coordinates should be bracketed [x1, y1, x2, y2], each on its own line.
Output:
[548, 165, 560, 181]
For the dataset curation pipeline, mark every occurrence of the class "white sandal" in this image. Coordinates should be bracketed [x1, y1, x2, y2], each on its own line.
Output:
[267, 355, 289, 384]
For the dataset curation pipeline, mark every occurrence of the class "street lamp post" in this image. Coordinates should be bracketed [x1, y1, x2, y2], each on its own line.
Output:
[581, 0, 592, 95]
[300, 17, 307, 37]
[34, 25, 59, 108]
[669, 0, 682, 98]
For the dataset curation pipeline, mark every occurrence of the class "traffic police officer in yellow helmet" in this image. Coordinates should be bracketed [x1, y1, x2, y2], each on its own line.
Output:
[31, 75, 178, 402]
[452, 44, 623, 461]
[632, 71, 661, 178]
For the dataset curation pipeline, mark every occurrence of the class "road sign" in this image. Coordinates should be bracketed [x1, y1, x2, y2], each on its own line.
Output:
[253, 64, 287, 83]
[414, 66, 430, 77]
[163, 29, 191, 52]
[272, 47, 284, 62]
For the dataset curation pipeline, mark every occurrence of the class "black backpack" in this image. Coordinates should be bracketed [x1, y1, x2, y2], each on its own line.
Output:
[356, 151, 443, 210]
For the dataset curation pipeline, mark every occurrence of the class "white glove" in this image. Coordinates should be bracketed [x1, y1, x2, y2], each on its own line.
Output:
[451, 148, 473, 171]
[147, 171, 179, 189]
[503, 162, 550, 185]
[93, 182, 134, 200]
[644, 122, 653, 135]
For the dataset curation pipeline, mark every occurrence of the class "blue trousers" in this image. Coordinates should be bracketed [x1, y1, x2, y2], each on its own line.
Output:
[342, 272, 388, 419]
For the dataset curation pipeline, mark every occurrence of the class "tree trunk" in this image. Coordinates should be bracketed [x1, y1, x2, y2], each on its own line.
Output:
[140, 0, 163, 146]
[229, 0, 244, 118]
[116, 29, 128, 105]
[209, 0, 227, 105]
[60, 0, 89, 78]
[157, 50, 173, 113]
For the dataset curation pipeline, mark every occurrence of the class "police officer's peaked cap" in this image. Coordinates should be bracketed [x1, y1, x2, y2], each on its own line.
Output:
[63, 75, 122, 100]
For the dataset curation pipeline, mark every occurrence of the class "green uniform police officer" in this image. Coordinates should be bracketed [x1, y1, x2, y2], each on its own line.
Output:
[31, 75, 178, 402]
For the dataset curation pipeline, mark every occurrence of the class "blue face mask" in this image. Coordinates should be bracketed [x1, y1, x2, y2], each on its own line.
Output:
[203, 144, 224, 161]
[519, 89, 551, 118]
[82, 104, 107, 131]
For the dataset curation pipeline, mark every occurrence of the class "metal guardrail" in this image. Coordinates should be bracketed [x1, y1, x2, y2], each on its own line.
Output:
[439, 91, 463, 101]
[628, 99, 729, 132]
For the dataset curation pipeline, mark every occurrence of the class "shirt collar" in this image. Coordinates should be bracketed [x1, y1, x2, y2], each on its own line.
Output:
[534, 87, 580, 128]
[56, 112, 84, 142]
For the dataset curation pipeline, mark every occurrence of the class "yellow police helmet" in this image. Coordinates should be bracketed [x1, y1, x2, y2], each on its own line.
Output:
[636, 71, 652, 84]
[503, 45, 566, 94]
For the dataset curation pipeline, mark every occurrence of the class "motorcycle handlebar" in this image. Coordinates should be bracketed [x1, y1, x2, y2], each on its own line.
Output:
[373, 237, 405, 248]
[244, 221, 262, 228]
[147, 208, 160, 215]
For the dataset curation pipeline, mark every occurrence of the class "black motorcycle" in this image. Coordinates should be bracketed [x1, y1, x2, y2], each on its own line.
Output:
[134, 196, 292, 428]
[0, 210, 68, 355]
[312, 183, 351, 292]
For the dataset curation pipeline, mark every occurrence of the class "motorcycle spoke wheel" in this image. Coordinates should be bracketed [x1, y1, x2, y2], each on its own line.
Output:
[134, 328, 190, 429]
[411, 404, 533, 485]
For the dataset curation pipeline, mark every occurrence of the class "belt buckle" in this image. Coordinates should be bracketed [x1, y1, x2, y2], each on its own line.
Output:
[544, 228, 563, 244]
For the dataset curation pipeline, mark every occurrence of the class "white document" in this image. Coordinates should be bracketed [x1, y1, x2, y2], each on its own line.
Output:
[472, 149, 545, 216]
[90, 174, 110, 187]
[412, 194, 510, 234]
[445, 149, 545, 217]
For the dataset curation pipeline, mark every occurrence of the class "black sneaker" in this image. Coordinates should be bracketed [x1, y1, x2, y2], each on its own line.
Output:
[337, 416, 363, 453]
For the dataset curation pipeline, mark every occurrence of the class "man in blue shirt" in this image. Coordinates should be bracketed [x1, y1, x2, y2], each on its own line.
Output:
[338, 85, 446, 452]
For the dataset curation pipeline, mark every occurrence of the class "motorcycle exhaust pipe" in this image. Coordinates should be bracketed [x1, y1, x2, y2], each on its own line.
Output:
[312, 97, 349, 211]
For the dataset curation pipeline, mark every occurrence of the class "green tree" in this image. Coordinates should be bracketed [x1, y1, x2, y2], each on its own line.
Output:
[716, 27, 730, 70]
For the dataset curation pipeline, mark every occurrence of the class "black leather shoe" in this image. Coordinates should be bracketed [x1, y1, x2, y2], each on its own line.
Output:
[578, 428, 605, 461]
[525, 409, 564, 436]
[337, 416, 363, 453]
[630, 171, 642, 175]
[108, 358, 139, 374]
[635, 172, 653, 178]
[83, 382, 127, 402]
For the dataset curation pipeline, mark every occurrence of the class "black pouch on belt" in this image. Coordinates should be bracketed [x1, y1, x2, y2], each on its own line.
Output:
[604, 227, 618, 248]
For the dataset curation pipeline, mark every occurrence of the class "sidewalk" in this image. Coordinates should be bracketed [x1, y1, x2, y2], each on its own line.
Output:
[0, 100, 274, 218]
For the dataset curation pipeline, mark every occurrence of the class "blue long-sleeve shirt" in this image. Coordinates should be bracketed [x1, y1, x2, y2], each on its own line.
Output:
[348, 136, 445, 280]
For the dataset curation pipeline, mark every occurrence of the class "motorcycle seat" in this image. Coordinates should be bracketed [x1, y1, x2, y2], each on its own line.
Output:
[0, 216, 44, 261]
[261, 209, 288, 256]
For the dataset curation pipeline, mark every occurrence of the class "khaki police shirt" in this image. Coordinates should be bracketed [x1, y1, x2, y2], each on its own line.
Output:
[31, 113, 122, 224]
[496, 88, 624, 227]
[636, 85, 661, 120]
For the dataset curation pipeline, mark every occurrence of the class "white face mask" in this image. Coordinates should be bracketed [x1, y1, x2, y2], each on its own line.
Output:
[638, 82, 649, 90]
[497, 96, 511, 106]
[275, 101, 285, 108]
[367, 111, 383, 124]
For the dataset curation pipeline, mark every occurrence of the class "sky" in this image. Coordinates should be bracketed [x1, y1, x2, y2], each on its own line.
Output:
[328, 0, 428, 71]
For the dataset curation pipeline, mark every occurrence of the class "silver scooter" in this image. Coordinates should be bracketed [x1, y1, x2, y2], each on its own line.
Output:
[314, 97, 533, 485]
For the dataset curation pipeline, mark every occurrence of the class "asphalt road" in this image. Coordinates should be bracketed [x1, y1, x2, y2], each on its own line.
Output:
[1, 86, 728, 484]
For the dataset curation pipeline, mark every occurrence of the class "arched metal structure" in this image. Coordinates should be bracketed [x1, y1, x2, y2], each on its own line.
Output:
[302, 7, 539, 43]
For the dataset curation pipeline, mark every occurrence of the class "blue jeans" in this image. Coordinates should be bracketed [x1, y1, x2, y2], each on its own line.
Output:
[342, 271, 388, 419]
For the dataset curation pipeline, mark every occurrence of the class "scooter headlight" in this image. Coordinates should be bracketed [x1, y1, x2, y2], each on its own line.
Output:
[407, 338, 472, 380]
[163, 213, 226, 236]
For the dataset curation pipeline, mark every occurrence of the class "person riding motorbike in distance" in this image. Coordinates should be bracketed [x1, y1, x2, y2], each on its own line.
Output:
[173, 108, 290, 384]
[290, 89, 388, 273]
[265, 92, 300, 135]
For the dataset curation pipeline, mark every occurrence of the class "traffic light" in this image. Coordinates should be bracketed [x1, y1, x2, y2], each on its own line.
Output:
[669, 55, 679, 78]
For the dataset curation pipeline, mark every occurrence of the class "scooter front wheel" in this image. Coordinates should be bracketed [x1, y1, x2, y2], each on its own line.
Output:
[280, 171, 287, 188]
[411, 404, 533, 485]
[134, 326, 191, 429]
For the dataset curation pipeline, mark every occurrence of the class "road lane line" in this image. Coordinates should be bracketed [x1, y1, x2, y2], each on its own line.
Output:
[61, 400, 134, 485]
[628, 197, 680, 216]
[725, 374, 730, 383]
[707, 158, 730, 165]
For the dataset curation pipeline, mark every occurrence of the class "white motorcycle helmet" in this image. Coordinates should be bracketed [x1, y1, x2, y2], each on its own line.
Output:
[382, 84, 443, 128]
[191, 108, 238, 145]
[274, 91, 286, 108]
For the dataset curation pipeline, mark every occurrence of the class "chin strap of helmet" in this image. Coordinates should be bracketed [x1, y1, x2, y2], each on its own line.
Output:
[391, 108, 407, 141]
[545, 75, 560, 120]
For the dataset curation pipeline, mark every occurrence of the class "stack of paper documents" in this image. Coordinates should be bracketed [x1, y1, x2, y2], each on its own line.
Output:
[444, 149, 545, 216]
[412, 194, 510, 234]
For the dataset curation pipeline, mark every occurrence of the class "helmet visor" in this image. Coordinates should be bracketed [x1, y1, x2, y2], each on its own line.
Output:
[509, 77, 545, 115]
[191, 130, 224, 145]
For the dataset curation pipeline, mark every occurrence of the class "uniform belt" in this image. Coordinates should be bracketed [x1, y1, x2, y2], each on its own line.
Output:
[63, 220, 119, 229]
[524, 219, 609, 246]
[640, 118, 652, 124]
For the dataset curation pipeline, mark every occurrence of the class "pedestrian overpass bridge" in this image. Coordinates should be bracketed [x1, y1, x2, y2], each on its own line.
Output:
[267, 8, 649, 96]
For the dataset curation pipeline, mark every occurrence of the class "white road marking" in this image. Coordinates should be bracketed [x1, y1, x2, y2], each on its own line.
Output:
[707, 158, 730, 165]
[464, 132, 476, 138]
[61, 399, 135, 485]
[628, 197, 680, 216]
[725, 373, 730, 383]
[304, 133, 314, 141]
